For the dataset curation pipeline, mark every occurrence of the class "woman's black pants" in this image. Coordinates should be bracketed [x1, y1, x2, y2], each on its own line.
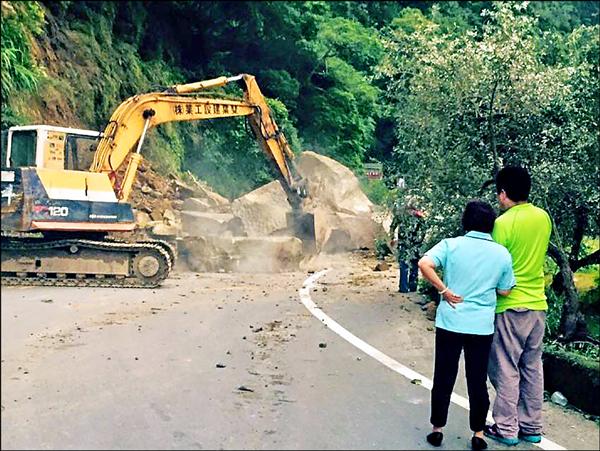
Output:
[431, 327, 494, 432]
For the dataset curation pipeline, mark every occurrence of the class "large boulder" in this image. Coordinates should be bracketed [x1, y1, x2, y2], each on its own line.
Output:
[296, 151, 373, 216]
[179, 235, 236, 272]
[313, 208, 383, 253]
[181, 211, 241, 237]
[231, 181, 292, 237]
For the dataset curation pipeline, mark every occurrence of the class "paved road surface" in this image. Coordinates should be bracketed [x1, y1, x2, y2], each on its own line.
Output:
[1, 254, 598, 450]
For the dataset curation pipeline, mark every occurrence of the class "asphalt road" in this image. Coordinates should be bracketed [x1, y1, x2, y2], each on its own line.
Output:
[1, 254, 598, 450]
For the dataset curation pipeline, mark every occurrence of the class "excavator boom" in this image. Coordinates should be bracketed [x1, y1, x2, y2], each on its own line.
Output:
[90, 74, 304, 206]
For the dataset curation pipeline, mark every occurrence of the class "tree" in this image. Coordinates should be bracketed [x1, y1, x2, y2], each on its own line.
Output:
[379, 2, 599, 341]
[296, 15, 383, 169]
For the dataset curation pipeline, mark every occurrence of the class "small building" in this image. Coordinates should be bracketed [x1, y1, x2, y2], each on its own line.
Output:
[364, 162, 383, 180]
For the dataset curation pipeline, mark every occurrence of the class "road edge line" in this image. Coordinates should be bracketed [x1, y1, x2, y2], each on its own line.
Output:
[299, 269, 566, 451]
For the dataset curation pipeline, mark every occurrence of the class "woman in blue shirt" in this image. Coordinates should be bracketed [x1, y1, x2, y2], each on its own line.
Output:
[418, 200, 515, 451]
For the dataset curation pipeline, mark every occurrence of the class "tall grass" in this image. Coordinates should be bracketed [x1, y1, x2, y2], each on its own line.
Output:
[1, 1, 45, 126]
[1, 2, 45, 93]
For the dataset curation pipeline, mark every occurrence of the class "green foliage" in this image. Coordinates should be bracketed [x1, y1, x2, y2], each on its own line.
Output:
[378, 2, 599, 343]
[10, 0, 391, 190]
[359, 177, 391, 206]
[374, 237, 392, 260]
[390, 7, 433, 34]
[545, 289, 565, 339]
[1, 1, 45, 126]
[544, 340, 600, 367]
[259, 70, 300, 110]
[529, 1, 600, 33]
[379, 2, 599, 255]
[418, 276, 440, 305]
[286, 12, 384, 170]
[182, 117, 273, 199]
[315, 17, 384, 72]
[266, 97, 302, 153]
[301, 55, 380, 168]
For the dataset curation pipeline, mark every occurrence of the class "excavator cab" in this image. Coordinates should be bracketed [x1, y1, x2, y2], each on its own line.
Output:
[1, 125, 101, 171]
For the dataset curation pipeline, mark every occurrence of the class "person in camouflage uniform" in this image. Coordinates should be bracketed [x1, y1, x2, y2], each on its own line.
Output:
[389, 195, 426, 293]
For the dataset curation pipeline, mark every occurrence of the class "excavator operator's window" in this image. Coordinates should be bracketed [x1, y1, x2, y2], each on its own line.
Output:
[64, 135, 98, 170]
[9, 130, 36, 168]
[0, 130, 7, 167]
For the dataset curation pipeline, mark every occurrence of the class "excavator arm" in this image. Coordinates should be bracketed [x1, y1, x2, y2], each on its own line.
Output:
[89, 74, 305, 206]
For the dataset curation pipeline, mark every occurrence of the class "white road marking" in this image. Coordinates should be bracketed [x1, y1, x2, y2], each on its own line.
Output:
[299, 269, 566, 451]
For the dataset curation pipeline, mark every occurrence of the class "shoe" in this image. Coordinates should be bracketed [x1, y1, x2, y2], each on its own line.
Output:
[426, 431, 443, 447]
[471, 436, 488, 450]
[483, 424, 519, 446]
[519, 431, 542, 443]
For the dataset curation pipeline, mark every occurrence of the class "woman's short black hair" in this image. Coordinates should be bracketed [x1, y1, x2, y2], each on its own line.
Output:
[462, 200, 496, 234]
[495, 166, 531, 202]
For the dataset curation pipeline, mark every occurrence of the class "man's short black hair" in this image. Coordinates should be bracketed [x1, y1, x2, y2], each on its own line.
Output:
[462, 200, 496, 234]
[495, 166, 531, 202]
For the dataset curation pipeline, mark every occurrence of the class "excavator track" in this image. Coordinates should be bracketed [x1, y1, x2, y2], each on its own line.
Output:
[1, 234, 174, 288]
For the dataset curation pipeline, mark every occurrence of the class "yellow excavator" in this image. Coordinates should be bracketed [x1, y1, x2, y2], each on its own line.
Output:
[1, 74, 314, 287]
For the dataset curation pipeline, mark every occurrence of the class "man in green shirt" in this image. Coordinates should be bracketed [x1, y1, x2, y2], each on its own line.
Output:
[484, 166, 552, 446]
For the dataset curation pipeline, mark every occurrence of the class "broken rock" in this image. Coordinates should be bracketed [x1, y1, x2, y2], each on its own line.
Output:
[173, 179, 196, 198]
[180, 236, 236, 272]
[373, 261, 389, 271]
[181, 212, 239, 237]
[193, 182, 230, 207]
[163, 208, 177, 225]
[134, 210, 152, 228]
[149, 209, 163, 222]
[231, 181, 292, 237]
[151, 223, 179, 237]
[182, 197, 212, 213]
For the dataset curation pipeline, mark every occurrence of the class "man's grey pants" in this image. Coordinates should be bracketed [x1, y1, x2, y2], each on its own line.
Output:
[488, 310, 546, 437]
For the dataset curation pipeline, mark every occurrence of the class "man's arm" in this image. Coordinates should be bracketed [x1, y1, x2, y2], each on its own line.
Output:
[389, 214, 399, 235]
[418, 256, 463, 308]
[389, 215, 399, 248]
[496, 254, 516, 297]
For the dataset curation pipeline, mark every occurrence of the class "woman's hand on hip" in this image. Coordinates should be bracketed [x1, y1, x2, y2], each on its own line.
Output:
[443, 290, 463, 308]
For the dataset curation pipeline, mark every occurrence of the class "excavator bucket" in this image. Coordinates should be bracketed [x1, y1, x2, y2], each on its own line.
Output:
[287, 210, 316, 255]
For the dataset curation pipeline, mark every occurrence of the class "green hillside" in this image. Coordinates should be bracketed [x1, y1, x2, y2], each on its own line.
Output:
[3, 1, 597, 198]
